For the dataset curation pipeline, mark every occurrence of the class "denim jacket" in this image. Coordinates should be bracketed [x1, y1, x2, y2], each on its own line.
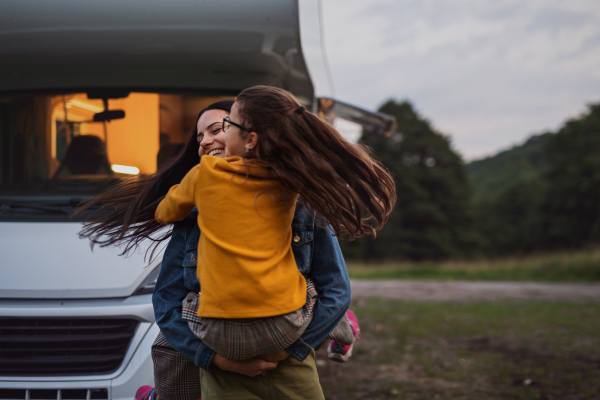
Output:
[152, 203, 351, 371]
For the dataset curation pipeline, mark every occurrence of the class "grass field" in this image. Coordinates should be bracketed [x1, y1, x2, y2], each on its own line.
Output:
[347, 249, 600, 282]
[316, 298, 600, 400]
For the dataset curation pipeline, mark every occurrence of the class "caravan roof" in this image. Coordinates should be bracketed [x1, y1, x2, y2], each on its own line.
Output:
[0, 0, 327, 104]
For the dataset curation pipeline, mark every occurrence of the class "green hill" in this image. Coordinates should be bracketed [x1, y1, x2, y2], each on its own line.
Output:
[466, 133, 549, 202]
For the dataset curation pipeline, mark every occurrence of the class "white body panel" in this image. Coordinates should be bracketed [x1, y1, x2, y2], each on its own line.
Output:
[0, 223, 157, 299]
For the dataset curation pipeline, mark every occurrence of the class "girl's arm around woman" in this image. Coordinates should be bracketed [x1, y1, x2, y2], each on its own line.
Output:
[155, 165, 199, 224]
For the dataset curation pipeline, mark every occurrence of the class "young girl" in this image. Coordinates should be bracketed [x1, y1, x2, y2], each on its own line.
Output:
[78, 100, 359, 400]
[154, 85, 396, 361]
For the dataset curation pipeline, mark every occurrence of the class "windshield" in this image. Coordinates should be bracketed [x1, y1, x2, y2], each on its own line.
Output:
[0, 91, 233, 221]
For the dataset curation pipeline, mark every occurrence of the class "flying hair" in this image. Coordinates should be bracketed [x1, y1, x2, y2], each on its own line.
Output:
[235, 85, 396, 239]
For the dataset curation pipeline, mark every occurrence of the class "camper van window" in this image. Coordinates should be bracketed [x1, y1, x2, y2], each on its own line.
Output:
[0, 92, 233, 221]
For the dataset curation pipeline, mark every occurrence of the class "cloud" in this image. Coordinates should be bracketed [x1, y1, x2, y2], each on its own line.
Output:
[321, 0, 600, 159]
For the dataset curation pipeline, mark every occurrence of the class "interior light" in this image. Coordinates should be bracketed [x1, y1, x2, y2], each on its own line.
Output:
[112, 164, 140, 175]
[68, 99, 104, 113]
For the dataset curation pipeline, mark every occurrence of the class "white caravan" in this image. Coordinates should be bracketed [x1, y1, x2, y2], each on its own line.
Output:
[0, 1, 395, 399]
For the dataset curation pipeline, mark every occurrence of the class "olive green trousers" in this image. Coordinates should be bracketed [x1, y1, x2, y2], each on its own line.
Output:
[198, 350, 325, 400]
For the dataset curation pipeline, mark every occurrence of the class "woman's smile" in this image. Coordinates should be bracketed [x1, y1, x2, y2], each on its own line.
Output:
[208, 149, 224, 157]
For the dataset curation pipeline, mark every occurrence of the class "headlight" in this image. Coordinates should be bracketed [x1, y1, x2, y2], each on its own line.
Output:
[133, 264, 162, 295]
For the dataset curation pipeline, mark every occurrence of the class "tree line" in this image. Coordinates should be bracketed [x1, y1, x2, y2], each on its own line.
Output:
[341, 100, 600, 260]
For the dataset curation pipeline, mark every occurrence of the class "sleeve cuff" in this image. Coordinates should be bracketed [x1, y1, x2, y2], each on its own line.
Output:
[287, 338, 313, 362]
[194, 343, 217, 372]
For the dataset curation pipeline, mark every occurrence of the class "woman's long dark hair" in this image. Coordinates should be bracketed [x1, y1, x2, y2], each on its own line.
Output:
[76, 100, 234, 259]
[236, 86, 396, 239]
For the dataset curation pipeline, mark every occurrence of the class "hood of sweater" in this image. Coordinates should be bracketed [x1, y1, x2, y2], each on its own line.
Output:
[206, 155, 273, 180]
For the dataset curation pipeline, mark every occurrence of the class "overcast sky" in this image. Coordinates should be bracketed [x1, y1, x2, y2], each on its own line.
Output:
[321, 0, 600, 160]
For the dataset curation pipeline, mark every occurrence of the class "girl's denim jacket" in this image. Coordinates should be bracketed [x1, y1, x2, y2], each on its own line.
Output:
[152, 203, 351, 371]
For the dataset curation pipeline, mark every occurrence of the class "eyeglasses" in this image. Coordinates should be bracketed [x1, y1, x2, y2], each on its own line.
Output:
[223, 116, 251, 133]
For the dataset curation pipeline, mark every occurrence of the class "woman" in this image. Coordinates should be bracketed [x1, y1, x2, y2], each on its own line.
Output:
[79, 101, 352, 400]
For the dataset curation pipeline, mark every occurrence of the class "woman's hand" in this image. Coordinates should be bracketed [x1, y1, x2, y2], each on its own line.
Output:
[258, 349, 290, 363]
[212, 354, 278, 377]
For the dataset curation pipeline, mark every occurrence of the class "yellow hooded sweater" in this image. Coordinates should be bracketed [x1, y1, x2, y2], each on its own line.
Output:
[155, 156, 306, 319]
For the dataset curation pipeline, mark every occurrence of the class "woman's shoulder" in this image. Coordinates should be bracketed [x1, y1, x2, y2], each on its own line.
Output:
[293, 202, 316, 229]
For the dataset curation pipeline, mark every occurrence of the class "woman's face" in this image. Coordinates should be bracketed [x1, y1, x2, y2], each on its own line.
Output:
[197, 109, 229, 158]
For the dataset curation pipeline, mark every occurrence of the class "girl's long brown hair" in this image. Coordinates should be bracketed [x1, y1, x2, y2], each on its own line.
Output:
[237, 86, 396, 239]
[76, 100, 234, 259]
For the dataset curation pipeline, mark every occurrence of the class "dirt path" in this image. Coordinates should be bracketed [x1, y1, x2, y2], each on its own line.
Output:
[350, 280, 600, 301]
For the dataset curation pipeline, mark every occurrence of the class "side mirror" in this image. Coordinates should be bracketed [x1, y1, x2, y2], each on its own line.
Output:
[93, 110, 125, 122]
[318, 98, 397, 137]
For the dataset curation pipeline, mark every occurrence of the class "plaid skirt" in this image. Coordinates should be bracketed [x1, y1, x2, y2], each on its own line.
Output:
[182, 279, 318, 360]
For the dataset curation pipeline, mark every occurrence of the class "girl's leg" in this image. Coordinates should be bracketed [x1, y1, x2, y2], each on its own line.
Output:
[327, 309, 361, 362]
[199, 350, 324, 400]
[327, 311, 355, 346]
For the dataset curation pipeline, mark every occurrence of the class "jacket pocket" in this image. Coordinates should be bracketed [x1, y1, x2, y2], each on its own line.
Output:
[292, 228, 313, 275]
[183, 264, 200, 293]
[182, 247, 197, 267]
[182, 247, 200, 292]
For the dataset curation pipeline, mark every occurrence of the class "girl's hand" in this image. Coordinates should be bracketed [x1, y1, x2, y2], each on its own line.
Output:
[212, 354, 278, 377]
[258, 349, 289, 363]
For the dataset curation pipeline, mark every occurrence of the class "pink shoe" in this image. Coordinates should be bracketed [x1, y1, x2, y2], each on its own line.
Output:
[327, 310, 360, 362]
[346, 309, 361, 339]
[135, 386, 154, 400]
